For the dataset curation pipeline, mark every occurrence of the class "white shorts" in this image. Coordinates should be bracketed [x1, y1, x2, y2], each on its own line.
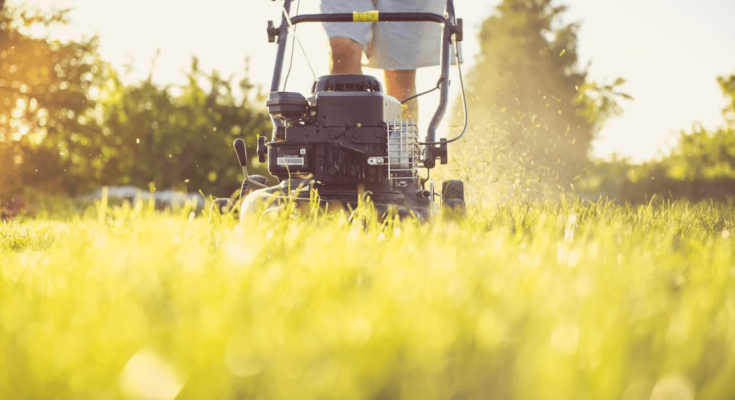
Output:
[320, 0, 457, 70]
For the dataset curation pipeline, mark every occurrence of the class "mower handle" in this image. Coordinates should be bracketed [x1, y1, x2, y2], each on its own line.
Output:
[286, 12, 447, 25]
[268, 0, 460, 169]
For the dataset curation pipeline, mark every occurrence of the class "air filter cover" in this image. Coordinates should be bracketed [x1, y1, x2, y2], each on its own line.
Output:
[266, 91, 308, 121]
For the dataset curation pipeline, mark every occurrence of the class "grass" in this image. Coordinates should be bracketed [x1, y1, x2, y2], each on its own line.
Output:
[1, 197, 735, 399]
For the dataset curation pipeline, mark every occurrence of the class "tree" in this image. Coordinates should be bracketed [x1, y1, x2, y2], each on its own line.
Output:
[717, 74, 735, 128]
[665, 73, 735, 180]
[449, 0, 627, 199]
[0, 4, 101, 199]
[0, 3, 271, 203]
[575, 72, 735, 203]
[95, 58, 271, 196]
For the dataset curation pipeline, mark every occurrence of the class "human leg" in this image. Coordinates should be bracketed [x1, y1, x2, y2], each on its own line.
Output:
[368, 0, 446, 70]
[329, 37, 363, 74]
[321, 0, 374, 74]
[370, 0, 446, 121]
[384, 69, 417, 121]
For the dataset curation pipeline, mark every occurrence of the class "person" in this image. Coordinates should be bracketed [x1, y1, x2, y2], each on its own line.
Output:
[320, 0, 452, 122]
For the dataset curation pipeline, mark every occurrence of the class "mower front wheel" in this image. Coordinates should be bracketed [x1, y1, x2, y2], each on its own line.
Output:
[209, 198, 236, 223]
[441, 180, 465, 216]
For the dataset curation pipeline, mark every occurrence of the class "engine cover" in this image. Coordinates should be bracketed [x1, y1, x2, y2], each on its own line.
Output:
[315, 92, 401, 127]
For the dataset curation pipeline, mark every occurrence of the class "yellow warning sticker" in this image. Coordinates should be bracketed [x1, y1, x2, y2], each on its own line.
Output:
[353, 10, 379, 22]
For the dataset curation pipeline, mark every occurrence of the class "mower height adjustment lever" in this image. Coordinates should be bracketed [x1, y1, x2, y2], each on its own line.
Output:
[233, 138, 249, 179]
[234, 139, 248, 167]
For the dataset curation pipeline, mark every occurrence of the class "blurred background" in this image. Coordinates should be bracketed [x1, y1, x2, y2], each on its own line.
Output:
[2, 0, 735, 213]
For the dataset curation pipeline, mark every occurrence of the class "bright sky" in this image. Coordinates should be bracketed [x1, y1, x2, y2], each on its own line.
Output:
[14, 0, 735, 162]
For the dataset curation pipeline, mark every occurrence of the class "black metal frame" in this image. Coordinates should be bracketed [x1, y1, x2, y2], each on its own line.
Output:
[267, 0, 461, 169]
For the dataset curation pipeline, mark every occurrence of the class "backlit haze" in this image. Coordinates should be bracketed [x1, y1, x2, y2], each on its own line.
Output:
[16, 0, 735, 163]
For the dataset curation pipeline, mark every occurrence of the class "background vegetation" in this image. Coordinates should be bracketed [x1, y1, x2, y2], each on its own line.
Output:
[2, 0, 735, 212]
[0, 4, 271, 208]
[576, 73, 735, 203]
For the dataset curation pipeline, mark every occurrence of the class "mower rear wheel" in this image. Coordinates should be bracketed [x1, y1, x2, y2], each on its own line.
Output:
[240, 175, 269, 198]
[209, 198, 237, 223]
[211, 198, 234, 215]
[441, 180, 465, 215]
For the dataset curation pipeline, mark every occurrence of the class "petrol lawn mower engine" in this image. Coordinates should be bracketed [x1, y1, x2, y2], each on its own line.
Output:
[253, 74, 435, 217]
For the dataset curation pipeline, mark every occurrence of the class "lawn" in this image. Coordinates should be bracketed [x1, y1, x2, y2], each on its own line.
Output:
[1, 198, 734, 399]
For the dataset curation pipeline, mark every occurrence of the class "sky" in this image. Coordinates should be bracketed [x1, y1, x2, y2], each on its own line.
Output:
[12, 0, 735, 162]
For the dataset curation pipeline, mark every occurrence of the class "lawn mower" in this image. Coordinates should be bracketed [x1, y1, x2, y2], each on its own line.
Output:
[216, 0, 468, 221]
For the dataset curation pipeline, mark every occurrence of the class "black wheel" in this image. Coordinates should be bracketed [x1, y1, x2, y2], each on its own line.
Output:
[441, 180, 465, 215]
[249, 175, 269, 186]
[239, 175, 269, 198]
[210, 198, 234, 217]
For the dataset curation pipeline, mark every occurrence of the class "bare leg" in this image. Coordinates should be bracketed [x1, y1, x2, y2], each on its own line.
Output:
[329, 39, 418, 121]
[384, 69, 417, 122]
[329, 37, 363, 74]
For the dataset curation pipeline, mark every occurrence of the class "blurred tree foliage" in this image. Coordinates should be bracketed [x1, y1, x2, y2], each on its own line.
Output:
[93, 58, 270, 196]
[451, 0, 629, 197]
[665, 74, 735, 181]
[0, 4, 99, 198]
[719, 74, 735, 127]
[579, 72, 735, 203]
[0, 3, 270, 204]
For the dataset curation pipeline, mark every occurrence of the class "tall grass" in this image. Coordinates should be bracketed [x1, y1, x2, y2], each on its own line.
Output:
[1, 198, 734, 399]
